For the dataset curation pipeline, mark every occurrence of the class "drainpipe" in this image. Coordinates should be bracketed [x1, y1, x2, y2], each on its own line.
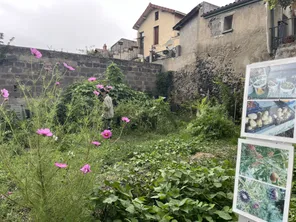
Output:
[266, 3, 272, 54]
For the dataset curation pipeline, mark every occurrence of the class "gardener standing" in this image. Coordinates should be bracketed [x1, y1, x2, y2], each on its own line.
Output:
[100, 88, 114, 130]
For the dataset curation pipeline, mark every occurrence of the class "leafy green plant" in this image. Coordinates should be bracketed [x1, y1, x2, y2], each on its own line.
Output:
[92, 158, 236, 222]
[106, 62, 125, 84]
[156, 71, 173, 98]
[187, 102, 237, 140]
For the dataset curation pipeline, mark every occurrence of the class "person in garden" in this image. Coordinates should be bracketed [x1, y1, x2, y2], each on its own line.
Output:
[100, 88, 114, 130]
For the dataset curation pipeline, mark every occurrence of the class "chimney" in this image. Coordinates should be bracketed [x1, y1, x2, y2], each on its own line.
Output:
[103, 44, 107, 51]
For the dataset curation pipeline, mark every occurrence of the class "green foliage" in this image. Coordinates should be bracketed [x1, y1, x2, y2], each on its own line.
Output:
[265, 0, 295, 9]
[214, 80, 243, 123]
[106, 62, 125, 84]
[187, 101, 237, 140]
[92, 155, 236, 221]
[156, 71, 173, 98]
[114, 97, 177, 134]
[56, 81, 102, 130]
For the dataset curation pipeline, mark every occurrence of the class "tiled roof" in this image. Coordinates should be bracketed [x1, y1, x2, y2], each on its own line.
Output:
[202, 0, 261, 18]
[133, 3, 186, 30]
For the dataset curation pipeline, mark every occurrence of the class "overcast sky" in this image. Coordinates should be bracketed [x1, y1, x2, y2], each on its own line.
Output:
[0, 0, 234, 53]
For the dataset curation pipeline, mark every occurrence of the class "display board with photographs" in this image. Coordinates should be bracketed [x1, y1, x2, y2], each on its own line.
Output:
[233, 139, 294, 222]
[242, 58, 296, 143]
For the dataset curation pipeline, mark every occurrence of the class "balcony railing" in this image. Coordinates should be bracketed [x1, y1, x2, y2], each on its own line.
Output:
[270, 17, 296, 51]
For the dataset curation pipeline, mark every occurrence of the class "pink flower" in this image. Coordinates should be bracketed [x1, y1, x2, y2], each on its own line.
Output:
[101, 130, 112, 139]
[106, 85, 113, 90]
[1, 89, 9, 98]
[30, 48, 42, 59]
[88, 77, 96, 82]
[55, 163, 68, 168]
[36, 128, 53, 137]
[93, 90, 100, 96]
[91, 141, 101, 146]
[122, 117, 130, 123]
[63, 62, 75, 71]
[96, 84, 104, 89]
[80, 164, 91, 174]
[7, 192, 12, 195]
[55, 82, 60, 86]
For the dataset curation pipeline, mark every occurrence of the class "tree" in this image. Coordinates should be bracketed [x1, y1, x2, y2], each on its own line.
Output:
[265, 0, 296, 9]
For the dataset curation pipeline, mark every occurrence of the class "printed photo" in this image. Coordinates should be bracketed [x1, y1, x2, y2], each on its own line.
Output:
[236, 177, 285, 222]
[233, 139, 294, 222]
[239, 143, 289, 187]
[243, 100, 296, 139]
[248, 62, 296, 100]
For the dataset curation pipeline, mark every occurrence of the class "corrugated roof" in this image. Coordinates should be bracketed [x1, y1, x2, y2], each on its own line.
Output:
[133, 3, 186, 30]
[202, 0, 261, 18]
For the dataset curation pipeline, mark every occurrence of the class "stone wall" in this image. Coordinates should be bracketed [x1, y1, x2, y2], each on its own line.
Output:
[0, 46, 161, 104]
[158, 1, 272, 104]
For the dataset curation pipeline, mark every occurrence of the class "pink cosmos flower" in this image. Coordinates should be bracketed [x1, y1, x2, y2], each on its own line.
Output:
[101, 130, 112, 139]
[93, 90, 100, 96]
[30, 48, 42, 59]
[91, 141, 101, 146]
[88, 77, 96, 82]
[63, 62, 75, 71]
[1, 89, 9, 98]
[106, 85, 113, 90]
[36, 128, 53, 137]
[54, 163, 68, 168]
[96, 84, 104, 89]
[80, 164, 91, 174]
[122, 117, 130, 123]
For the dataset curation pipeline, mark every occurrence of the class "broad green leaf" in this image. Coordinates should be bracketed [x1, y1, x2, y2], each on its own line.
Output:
[215, 211, 232, 220]
[103, 194, 118, 204]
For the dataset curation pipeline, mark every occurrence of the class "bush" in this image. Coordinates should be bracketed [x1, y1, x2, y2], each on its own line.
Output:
[186, 99, 237, 140]
[114, 97, 177, 133]
[156, 71, 173, 98]
[106, 62, 124, 84]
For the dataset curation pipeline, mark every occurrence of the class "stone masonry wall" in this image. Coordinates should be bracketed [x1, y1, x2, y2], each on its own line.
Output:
[0, 46, 161, 104]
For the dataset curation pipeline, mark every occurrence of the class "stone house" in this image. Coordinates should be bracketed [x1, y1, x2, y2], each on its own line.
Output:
[111, 38, 138, 60]
[132, 3, 186, 59]
[156, 0, 271, 73]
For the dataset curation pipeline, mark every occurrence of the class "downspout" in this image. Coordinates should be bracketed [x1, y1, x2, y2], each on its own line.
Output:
[266, 2, 272, 54]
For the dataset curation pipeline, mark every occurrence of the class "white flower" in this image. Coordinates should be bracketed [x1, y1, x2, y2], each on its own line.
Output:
[53, 135, 58, 141]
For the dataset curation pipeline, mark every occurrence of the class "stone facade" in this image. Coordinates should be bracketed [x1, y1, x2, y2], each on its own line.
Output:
[155, 0, 272, 104]
[0, 46, 161, 104]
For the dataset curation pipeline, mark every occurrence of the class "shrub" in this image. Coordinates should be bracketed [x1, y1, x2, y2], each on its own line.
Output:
[106, 62, 124, 84]
[114, 97, 177, 133]
[186, 99, 236, 140]
[155, 71, 173, 98]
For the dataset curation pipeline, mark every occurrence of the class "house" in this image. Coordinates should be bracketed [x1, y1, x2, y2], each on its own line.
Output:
[111, 38, 138, 60]
[155, 0, 270, 72]
[133, 3, 186, 58]
[269, 2, 296, 53]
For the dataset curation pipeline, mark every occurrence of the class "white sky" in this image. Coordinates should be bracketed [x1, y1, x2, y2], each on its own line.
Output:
[0, 0, 234, 53]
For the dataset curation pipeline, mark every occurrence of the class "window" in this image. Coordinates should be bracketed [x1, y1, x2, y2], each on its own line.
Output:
[223, 15, 233, 32]
[154, 26, 159, 45]
[139, 32, 144, 55]
[155, 11, 159, 21]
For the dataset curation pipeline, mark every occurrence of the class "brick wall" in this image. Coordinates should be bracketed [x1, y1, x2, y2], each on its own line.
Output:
[0, 46, 162, 103]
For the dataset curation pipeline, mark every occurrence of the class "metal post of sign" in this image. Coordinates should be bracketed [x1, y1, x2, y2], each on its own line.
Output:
[238, 215, 256, 222]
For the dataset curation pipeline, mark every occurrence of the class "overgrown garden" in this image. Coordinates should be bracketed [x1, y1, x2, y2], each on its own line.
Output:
[0, 48, 295, 221]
